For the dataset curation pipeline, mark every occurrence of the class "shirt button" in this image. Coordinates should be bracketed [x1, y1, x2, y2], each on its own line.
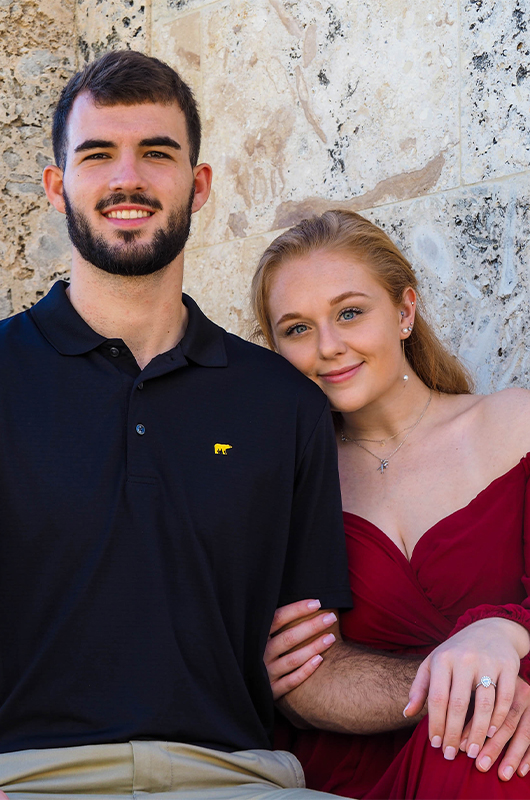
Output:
[136, 424, 146, 436]
[109, 346, 120, 357]
[137, 382, 144, 390]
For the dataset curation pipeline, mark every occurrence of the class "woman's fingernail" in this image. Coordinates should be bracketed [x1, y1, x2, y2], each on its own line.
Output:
[322, 612, 337, 625]
[467, 743, 480, 759]
[307, 599, 321, 610]
[487, 725, 497, 738]
[503, 765, 514, 780]
[431, 736, 442, 748]
[402, 702, 411, 718]
[310, 655, 323, 666]
[459, 738, 467, 752]
[520, 763, 529, 777]
[322, 633, 336, 646]
[444, 746, 456, 760]
[479, 756, 491, 771]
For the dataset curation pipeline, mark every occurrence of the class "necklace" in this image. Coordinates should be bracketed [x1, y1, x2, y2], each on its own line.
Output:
[353, 419, 417, 447]
[340, 391, 432, 475]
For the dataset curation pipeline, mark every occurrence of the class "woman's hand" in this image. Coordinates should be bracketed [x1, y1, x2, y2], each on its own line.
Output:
[265, 599, 337, 700]
[459, 676, 530, 779]
[405, 618, 529, 761]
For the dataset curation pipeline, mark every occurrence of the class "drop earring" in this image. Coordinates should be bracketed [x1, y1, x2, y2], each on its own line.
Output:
[402, 339, 409, 382]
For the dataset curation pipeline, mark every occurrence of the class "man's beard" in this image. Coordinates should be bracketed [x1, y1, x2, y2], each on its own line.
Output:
[63, 189, 194, 277]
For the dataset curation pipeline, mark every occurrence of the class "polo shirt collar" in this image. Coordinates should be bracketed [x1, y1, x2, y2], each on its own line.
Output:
[180, 293, 227, 367]
[30, 280, 105, 355]
[30, 280, 228, 367]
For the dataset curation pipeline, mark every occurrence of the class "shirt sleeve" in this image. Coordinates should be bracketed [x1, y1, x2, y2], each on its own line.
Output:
[278, 400, 353, 611]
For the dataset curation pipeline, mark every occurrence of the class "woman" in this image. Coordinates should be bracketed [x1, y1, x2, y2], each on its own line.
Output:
[251, 210, 530, 798]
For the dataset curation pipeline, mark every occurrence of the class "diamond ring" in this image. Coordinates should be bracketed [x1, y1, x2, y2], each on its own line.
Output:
[475, 676, 496, 690]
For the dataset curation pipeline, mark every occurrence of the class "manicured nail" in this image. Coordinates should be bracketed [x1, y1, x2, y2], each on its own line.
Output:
[520, 763, 529, 777]
[503, 765, 514, 780]
[310, 655, 323, 667]
[444, 746, 456, 761]
[431, 736, 442, 748]
[322, 612, 337, 625]
[322, 633, 336, 646]
[479, 756, 491, 771]
[459, 738, 467, 752]
[402, 702, 411, 718]
[487, 725, 496, 738]
[307, 599, 321, 610]
[467, 743, 480, 759]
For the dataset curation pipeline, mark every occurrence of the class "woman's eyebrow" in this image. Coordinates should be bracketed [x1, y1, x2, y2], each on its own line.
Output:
[329, 291, 369, 305]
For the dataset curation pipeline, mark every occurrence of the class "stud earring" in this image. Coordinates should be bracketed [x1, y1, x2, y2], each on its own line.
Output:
[402, 325, 413, 333]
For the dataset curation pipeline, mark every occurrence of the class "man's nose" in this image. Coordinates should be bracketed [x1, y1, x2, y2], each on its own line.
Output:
[108, 155, 148, 194]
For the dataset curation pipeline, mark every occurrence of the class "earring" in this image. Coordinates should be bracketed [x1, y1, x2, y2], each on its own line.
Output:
[402, 325, 413, 333]
[402, 339, 409, 382]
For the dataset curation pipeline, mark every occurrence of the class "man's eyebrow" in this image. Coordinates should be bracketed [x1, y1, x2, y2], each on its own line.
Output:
[139, 136, 181, 150]
[74, 139, 116, 153]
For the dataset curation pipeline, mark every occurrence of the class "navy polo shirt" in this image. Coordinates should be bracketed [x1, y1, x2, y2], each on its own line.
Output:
[0, 281, 351, 754]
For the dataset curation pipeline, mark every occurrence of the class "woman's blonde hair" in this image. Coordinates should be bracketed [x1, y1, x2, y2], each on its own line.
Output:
[251, 210, 473, 394]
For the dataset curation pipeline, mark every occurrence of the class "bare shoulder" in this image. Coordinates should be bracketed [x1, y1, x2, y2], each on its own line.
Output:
[473, 387, 530, 458]
[475, 387, 530, 418]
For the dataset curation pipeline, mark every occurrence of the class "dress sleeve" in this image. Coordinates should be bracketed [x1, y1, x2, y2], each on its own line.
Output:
[448, 457, 530, 683]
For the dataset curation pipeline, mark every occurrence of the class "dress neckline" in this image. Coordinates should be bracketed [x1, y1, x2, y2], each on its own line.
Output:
[343, 454, 529, 564]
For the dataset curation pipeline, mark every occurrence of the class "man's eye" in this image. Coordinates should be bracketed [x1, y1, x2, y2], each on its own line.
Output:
[84, 152, 110, 160]
[145, 151, 171, 159]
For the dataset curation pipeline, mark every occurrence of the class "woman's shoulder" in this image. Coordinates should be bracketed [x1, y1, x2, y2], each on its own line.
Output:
[474, 387, 530, 418]
[465, 387, 530, 460]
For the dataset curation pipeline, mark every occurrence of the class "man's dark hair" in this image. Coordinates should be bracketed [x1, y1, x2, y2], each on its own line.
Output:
[52, 50, 201, 169]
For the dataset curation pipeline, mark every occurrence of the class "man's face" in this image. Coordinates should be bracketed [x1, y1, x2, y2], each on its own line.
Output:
[59, 93, 199, 276]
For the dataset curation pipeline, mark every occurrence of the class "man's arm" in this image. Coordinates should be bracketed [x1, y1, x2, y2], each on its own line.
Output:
[277, 621, 425, 734]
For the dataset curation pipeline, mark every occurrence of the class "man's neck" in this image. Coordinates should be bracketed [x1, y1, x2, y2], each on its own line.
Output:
[67, 256, 188, 370]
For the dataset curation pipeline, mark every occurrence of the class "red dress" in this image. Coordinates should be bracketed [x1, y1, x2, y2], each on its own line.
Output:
[286, 455, 530, 798]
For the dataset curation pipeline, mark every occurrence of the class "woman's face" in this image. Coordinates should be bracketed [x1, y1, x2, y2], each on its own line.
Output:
[267, 248, 411, 413]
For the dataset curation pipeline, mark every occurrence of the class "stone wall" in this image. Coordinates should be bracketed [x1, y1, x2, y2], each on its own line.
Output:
[1, 0, 529, 392]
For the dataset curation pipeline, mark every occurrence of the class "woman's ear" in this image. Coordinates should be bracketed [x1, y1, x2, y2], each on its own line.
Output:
[399, 287, 416, 334]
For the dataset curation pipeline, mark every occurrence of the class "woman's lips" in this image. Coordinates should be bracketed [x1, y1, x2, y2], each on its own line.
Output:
[319, 363, 363, 384]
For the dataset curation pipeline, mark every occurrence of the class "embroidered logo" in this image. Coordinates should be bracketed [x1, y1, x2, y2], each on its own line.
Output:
[214, 443, 232, 455]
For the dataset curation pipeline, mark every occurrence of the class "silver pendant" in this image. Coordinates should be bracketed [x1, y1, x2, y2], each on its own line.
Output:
[378, 460, 390, 474]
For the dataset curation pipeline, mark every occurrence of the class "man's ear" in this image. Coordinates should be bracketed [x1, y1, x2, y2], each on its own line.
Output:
[191, 162, 213, 214]
[43, 165, 66, 214]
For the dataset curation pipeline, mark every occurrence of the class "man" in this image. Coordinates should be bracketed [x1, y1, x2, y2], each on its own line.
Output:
[2, 49, 494, 799]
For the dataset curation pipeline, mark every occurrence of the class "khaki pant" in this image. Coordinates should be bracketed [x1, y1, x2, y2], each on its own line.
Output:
[0, 741, 348, 799]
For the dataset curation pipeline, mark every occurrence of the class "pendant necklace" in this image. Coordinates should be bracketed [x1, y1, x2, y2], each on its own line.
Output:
[340, 391, 432, 475]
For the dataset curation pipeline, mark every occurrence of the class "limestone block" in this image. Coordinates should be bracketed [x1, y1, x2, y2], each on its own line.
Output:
[77, 0, 149, 61]
[0, 0, 75, 315]
[152, 6, 203, 249]
[182, 229, 281, 335]
[365, 177, 530, 393]
[461, 0, 530, 182]
[186, 0, 460, 246]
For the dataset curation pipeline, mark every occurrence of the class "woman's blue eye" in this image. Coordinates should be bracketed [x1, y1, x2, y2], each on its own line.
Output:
[286, 323, 308, 336]
[340, 308, 359, 321]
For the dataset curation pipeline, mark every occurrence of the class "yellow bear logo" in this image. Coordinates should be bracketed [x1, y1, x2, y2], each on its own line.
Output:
[214, 443, 232, 455]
